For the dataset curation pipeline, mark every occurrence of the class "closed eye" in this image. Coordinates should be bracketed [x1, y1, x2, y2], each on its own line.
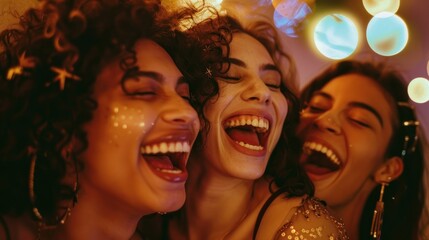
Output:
[177, 81, 191, 102]
[307, 105, 326, 113]
[266, 83, 280, 89]
[217, 75, 241, 82]
[350, 118, 372, 128]
[121, 68, 161, 98]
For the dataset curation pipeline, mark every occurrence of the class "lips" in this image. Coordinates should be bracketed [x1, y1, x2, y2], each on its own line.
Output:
[223, 114, 270, 155]
[141, 141, 190, 182]
[301, 141, 342, 177]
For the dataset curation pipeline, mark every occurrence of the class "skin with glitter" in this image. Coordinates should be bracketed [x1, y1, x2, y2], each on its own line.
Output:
[79, 40, 200, 226]
[0, 0, 210, 239]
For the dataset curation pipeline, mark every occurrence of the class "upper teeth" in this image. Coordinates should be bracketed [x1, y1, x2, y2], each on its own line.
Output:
[303, 142, 341, 166]
[224, 115, 269, 133]
[141, 141, 190, 154]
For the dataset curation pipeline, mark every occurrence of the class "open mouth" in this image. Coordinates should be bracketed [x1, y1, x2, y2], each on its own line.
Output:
[302, 141, 342, 176]
[141, 141, 190, 182]
[224, 115, 270, 152]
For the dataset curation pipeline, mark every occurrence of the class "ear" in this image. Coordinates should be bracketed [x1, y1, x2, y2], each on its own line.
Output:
[373, 156, 404, 183]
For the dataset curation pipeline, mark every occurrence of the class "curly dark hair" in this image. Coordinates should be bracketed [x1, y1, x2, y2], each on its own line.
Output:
[190, 15, 314, 197]
[0, 0, 220, 226]
[300, 60, 426, 240]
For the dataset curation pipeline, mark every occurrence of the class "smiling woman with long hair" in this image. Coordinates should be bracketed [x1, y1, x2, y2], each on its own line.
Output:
[298, 60, 427, 240]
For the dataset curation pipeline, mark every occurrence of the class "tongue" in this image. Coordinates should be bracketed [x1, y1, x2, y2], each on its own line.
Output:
[145, 155, 174, 170]
[226, 127, 260, 146]
[303, 163, 334, 175]
[304, 152, 340, 173]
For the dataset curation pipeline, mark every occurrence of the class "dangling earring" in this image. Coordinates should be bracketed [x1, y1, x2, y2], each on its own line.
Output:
[28, 147, 79, 230]
[370, 180, 389, 240]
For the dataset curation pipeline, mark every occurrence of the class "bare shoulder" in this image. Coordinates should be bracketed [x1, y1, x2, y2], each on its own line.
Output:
[273, 197, 348, 240]
[254, 194, 305, 239]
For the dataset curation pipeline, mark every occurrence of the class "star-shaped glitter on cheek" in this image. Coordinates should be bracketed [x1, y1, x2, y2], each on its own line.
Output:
[50, 67, 81, 90]
[6, 52, 37, 80]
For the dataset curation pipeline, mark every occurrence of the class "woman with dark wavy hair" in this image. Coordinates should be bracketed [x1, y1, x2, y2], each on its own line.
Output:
[298, 60, 427, 240]
[0, 0, 219, 239]
[139, 15, 348, 240]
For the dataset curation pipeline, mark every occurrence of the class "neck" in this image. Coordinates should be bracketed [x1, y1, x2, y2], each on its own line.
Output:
[330, 184, 374, 240]
[176, 157, 258, 240]
[50, 187, 140, 240]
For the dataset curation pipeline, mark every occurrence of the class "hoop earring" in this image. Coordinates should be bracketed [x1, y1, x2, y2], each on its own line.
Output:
[28, 147, 78, 229]
[370, 182, 388, 240]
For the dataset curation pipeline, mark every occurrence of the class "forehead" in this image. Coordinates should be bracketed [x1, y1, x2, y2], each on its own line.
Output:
[95, 39, 181, 91]
[134, 39, 180, 75]
[229, 33, 274, 64]
[321, 73, 395, 125]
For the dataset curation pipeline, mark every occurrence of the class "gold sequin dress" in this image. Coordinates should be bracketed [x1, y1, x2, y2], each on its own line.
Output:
[273, 197, 348, 240]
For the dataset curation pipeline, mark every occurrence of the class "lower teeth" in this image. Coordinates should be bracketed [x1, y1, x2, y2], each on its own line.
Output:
[236, 141, 263, 150]
[158, 168, 183, 174]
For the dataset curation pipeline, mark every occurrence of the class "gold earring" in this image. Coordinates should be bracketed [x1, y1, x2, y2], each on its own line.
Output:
[28, 147, 78, 229]
[370, 181, 389, 239]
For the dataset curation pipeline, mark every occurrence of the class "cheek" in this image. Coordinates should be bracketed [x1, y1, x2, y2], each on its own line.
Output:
[108, 105, 154, 140]
[274, 96, 288, 126]
[204, 96, 230, 125]
[347, 135, 384, 170]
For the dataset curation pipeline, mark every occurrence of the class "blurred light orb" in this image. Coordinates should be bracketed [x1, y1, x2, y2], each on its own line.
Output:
[313, 14, 359, 60]
[273, 0, 313, 37]
[408, 77, 429, 103]
[366, 14, 408, 56]
[427, 60, 429, 76]
[363, 0, 400, 16]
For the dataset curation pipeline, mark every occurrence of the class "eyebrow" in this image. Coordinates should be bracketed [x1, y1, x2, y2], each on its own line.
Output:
[132, 71, 186, 85]
[312, 91, 384, 127]
[261, 63, 281, 74]
[229, 58, 246, 68]
[229, 58, 281, 74]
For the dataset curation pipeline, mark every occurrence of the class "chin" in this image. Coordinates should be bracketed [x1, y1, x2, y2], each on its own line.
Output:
[232, 168, 265, 180]
[157, 191, 186, 212]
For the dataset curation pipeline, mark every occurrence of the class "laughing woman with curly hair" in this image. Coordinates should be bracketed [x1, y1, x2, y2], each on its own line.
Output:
[0, 0, 221, 239]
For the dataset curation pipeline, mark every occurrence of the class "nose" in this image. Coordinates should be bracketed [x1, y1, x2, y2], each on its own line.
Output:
[161, 98, 199, 128]
[241, 79, 271, 104]
[314, 113, 342, 135]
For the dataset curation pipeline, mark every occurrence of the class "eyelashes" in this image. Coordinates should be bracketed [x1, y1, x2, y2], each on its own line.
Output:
[217, 75, 281, 90]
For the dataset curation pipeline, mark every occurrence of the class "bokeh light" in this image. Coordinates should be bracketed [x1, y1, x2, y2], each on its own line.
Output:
[362, 0, 400, 16]
[427, 60, 429, 76]
[366, 13, 408, 56]
[313, 14, 359, 60]
[273, 0, 313, 37]
[408, 77, 429, 103]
